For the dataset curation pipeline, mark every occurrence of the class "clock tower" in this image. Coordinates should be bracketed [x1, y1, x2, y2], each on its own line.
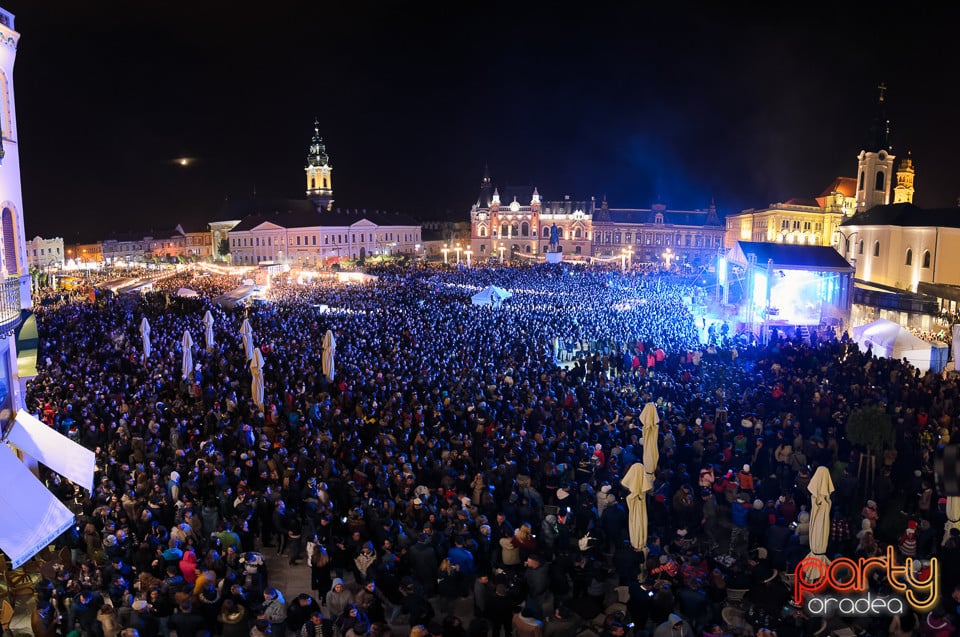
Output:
[305, 119, 334, 211]
[855, 84, 896, 213]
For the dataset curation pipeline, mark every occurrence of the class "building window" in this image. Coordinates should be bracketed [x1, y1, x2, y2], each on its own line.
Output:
[905, 249, 913, 266]
[858, 240, 864, 255]
[654, 213, 664, 225]
[873, 241, 880, 258]
[296, 236, 301, 246]
[312, 236, 317, 245]
[480, 227, 487, 237]
[521, 222, 529, 237]
[525, 245, 531, 253]
[859, 171, 865, 190]
[923, 250, 931, 269]
[480, 244, 485, 253]
[875, 171, 885, 191]
[542, 227, 549, 238]
[575, 228, 583, 239]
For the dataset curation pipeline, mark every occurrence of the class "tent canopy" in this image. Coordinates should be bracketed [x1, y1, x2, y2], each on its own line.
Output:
[851, 318, 946, 373]
[471, 285, 513, 307]
[176, 287, 199, 298]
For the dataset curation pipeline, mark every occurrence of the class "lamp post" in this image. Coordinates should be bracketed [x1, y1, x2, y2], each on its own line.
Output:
[662, 247, 674, 270]
[833, 229, 860, 267]
[442, 245, 449, 265]
[455, 243, 462, 265]
[465, 248, 473, 267]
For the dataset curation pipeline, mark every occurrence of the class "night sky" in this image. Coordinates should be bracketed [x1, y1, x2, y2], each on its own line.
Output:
[7, 2, 960, 242]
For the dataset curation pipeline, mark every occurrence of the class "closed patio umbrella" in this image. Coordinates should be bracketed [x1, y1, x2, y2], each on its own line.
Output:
[250, 347, 264, 410]
[621, 462, 652, 550]
[241, 318, 254, 361]
[203, 310, 215, 351]
[805, 465, 834, 580]
[944, 497, 960, 545]
[640, 402, 660, 483]
[181, 330, 194, 381]
[322, 329, 336, 382]
[140, 317, 151, 365]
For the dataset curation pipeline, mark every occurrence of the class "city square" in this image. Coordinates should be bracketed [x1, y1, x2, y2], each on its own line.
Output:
[2, 5, 960, 637]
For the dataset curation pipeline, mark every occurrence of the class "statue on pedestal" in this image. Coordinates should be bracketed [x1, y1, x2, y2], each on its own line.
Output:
[549, 224, 560, 252]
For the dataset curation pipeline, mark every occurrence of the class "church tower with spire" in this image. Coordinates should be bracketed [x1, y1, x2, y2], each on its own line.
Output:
[893, 152, 915, 204]
[305, 119, 334, 211]
[855, 83, 896, 212]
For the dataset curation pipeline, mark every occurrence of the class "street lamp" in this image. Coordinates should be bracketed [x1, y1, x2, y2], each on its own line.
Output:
[662, 247, 674, 269]
[455, 243, 462, 265]
[465, 248, 473, 267]
[833, 229, 860, 266]
[442, 245, 449, 264]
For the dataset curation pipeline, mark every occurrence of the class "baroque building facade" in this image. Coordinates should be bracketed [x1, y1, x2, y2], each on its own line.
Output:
[469, 169, 724, 266]
[25, 235, 63, 268]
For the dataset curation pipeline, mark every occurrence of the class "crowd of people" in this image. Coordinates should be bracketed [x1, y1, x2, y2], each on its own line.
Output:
[19, 262, 960, 637]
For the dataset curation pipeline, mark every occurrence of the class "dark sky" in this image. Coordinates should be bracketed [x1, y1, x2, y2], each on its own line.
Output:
[6, 1, 960, 241]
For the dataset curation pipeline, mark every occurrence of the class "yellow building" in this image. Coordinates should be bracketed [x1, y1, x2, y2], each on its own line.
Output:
[723, 177, 855, 249]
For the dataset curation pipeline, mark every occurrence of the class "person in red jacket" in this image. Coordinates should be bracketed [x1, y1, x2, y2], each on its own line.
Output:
[738, 464, 755, 494]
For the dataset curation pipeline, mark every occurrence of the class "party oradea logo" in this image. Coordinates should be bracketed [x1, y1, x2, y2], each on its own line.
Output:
[793, 547, 938, 616]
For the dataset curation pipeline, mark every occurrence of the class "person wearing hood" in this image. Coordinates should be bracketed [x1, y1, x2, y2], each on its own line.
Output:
[178, 551, 198, 585]
[326, 578, 354, 620]
[259, 588, 288, 637]
[217, 599, 249, 637]
[653, 613, 691, 637]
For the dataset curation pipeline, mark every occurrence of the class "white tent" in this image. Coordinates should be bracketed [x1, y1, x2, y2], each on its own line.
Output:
[176, 287, 199, 298]
[851, 318, 946, 373]
[471, 285, 513, 307]
[0, 411, 96, 567]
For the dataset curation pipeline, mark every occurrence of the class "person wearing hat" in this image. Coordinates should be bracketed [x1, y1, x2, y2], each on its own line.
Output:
[899, 520, 919, 558]
[862, 499, 879, 530]
[738, 464, 754, 494]
[596, 484, 617, 518]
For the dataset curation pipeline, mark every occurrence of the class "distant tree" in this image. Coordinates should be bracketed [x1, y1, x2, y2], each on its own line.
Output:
[218, 238, 230, 257]
[846, 404, 894, 457]
[846, 404, 894, 495]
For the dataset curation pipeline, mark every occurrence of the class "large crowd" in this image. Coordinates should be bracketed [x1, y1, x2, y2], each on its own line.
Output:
[19, 262, 960, 637]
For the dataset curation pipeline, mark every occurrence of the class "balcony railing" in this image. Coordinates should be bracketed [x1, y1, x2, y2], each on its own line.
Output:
[0, 276, 22, 338]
